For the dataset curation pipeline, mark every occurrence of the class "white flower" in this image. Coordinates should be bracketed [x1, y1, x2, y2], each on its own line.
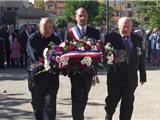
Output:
[43, 48, 48, 59]
[107, 53, 114, 64]
[59, 42, 66, 48]
[60, 57, 69, 66]
[43, 48, 50, 70]
[44, 59, 50, 70]
[79, 46, 85, 51]
[104, 42, 112, 51]
[87, 41, 91, 46]
[81, 56, 92, 66]
[136, 47, 141, 55]
[91, 45, 98, 50]
[73, 41, 77, 45]
[55, 56, 60, 62]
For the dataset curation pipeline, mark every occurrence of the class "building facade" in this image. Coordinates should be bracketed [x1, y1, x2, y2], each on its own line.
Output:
[110, 0, 136, 22]
[44, 0, 64, 16]
[0, 0, 30, 25]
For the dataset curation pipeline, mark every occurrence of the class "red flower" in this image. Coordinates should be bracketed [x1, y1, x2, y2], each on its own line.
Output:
[69, 45, 76, 51]
[84, 44, 91, 50]
[57, 46, 63, 51]
[65, 40, 70, 46]
[39, 57, 44, 64]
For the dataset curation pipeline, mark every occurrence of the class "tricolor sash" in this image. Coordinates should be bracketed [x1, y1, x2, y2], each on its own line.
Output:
[69, 26, 82, 42]
[61, 50, 103, 58]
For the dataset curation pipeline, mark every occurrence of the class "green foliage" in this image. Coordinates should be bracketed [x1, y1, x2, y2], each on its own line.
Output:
[94, 2, 106, 26]
[34, 0, 45, 9]
[134, 0, 160, 28]
[55, 16, 67, 28]
[131, 18, 140, 27]
[64, 1, 107, 26]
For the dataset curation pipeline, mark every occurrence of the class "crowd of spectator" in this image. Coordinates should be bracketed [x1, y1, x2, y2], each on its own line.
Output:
[135, 28, 160, 66]
[0, 23, 160, 69]
[0, 24, 36, 69]
[0, 23, 67, 69]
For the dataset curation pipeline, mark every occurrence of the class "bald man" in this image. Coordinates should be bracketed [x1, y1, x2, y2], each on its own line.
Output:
[104, 17, 147, 120]
[65, 7, 100, 120]
[27, 17, 61, 120]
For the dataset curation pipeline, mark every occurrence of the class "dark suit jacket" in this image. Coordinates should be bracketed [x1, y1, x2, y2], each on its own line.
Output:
[105, 32, 146, 88]
[65, 25, 100, 41]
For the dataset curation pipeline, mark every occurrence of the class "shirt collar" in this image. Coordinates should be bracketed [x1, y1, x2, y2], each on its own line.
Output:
[120, 32, 130, 38]
[77, 24, 87, 31]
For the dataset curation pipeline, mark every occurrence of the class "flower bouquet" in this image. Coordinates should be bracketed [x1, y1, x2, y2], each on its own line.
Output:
[34, 41, 61, 75]
[104, 42, 127, 65]
[57, 38, 103, 72]
[57, 37, 103, 85]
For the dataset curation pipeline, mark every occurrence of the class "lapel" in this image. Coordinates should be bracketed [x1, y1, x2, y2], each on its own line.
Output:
[130, 34, 137, 55]
[86, 26, 88, 35]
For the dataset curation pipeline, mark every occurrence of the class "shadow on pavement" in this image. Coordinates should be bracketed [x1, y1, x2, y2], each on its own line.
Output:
[87, 101, 105, 106]
[0, 93, 34, 120]
[0, 68, 27, 81]
[146, 65, 160, 71]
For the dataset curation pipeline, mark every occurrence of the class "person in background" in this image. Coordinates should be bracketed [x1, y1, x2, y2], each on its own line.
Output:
[54, 26, 65, 42]
[138, 28, 148, 64]
[6, 25, 17, 68]
[10, 35, 21, 68]
[0, 33, 5, 69]
[104, 17, 147, 120]
[100, 26, 107, 42]
[19, 24, 33, 68]
[65, 7, 100, 120]
[149, 28, 159, 66]
[27, 17, 61, 120]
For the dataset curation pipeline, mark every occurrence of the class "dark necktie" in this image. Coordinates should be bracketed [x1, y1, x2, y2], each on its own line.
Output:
[124, 38, 130, 53]
[123, 36, 130, 63]
[82, 27, 85, 35]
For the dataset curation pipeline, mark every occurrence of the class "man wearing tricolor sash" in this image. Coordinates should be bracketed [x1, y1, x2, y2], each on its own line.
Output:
[65, 7, 100, 120]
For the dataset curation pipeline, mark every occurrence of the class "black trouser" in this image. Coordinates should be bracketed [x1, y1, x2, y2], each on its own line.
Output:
[70, 71, 93, 120]
[0, 52, 5, 69]
[20, 50, 27, 68]
[105, 84, 136, 120]
[5, 50, 11, 68]
[30, 72, 59, 120]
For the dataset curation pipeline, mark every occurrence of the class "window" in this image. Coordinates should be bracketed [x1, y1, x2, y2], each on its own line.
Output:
[127, 3, 131, 8]
[48, 4, 55, 10]
[128, 11, 133, 17]
[14, 7, 19, 11]
[7, 7, 12, 11]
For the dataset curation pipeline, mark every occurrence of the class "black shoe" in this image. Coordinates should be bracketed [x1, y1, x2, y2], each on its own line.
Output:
[105, 114, 112, 120]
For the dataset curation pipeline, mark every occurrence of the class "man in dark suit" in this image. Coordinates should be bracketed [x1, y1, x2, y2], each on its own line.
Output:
[65, 7, 100, 120]
[27, 17, 61, 120]
[19, 24, 33, 68]
[104, 17, 147, 120]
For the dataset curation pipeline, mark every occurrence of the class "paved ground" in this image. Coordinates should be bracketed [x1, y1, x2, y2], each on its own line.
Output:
[0, 67, 160, 120]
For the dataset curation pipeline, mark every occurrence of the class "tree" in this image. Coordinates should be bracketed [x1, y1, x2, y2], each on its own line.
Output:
[55, 16, 67, 28]
[134, 1, 160, 28]
[94, 2, 106, 26]
[64, 1, 107, 26]
[34, 0, 45, 9]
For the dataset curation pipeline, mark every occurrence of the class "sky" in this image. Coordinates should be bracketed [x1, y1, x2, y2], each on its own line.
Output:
[29, 0, 34, 3]
[29, 0, 47, 3]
